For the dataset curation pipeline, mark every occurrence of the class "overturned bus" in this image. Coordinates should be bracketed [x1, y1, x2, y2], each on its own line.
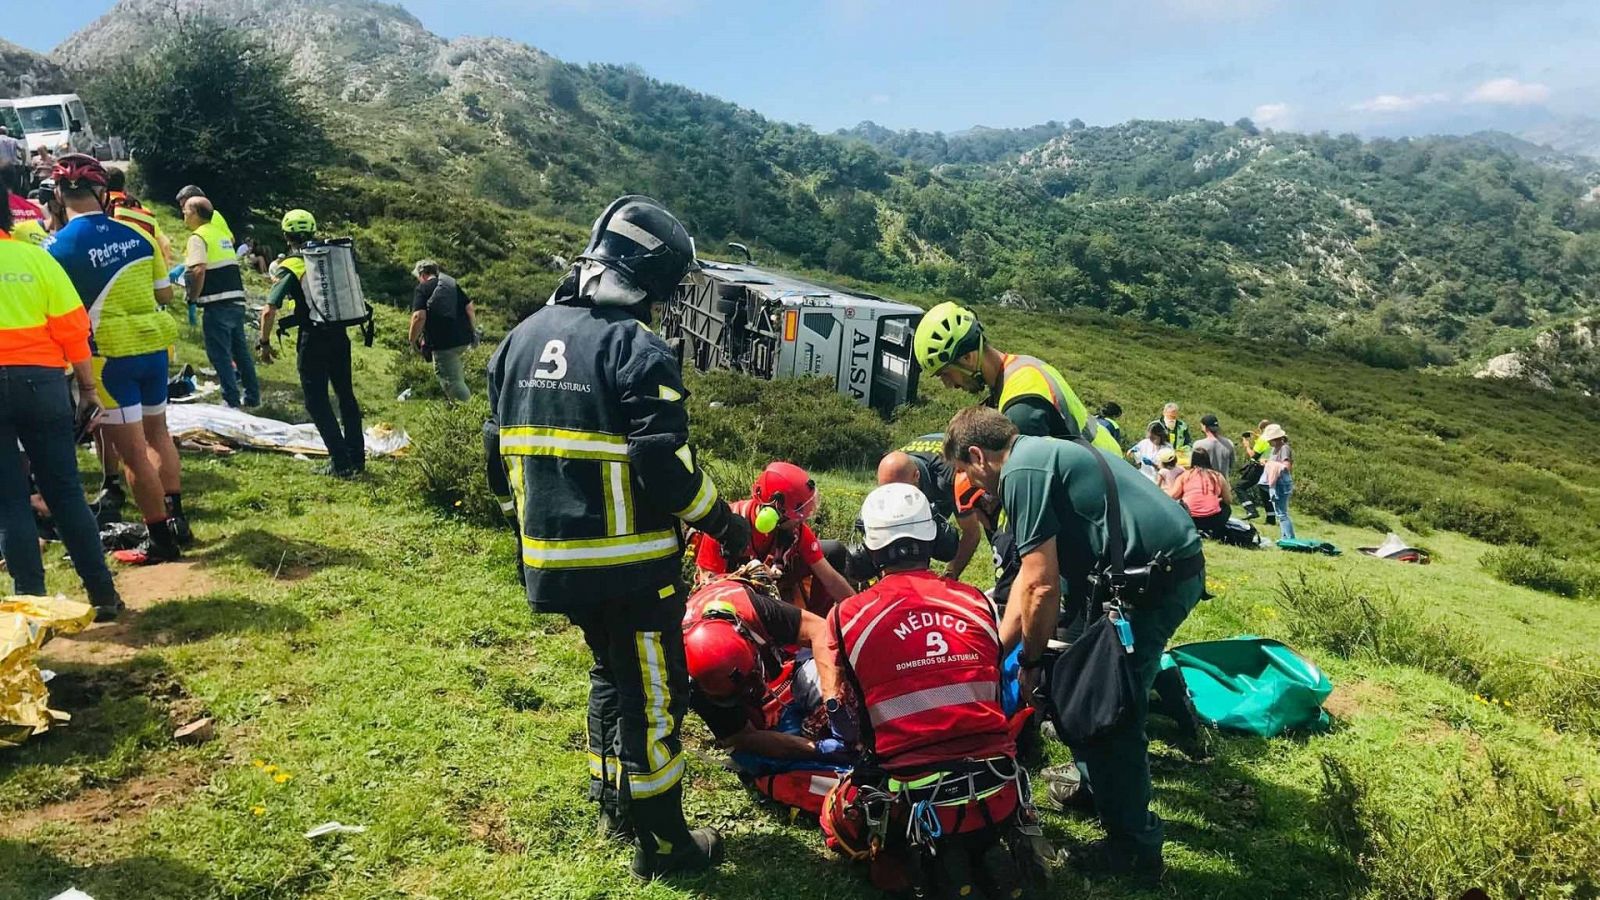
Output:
[662, 261, 922, 415]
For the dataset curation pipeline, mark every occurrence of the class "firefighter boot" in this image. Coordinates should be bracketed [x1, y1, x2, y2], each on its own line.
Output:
[1069, 838, 1165, 888]
[628, 786, 723, 880]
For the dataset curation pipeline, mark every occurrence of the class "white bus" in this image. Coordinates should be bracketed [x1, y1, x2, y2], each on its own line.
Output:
[0, 94, 110, 158]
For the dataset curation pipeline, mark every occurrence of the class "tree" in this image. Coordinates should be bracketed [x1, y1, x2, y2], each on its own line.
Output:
[84, 18, 329, 218]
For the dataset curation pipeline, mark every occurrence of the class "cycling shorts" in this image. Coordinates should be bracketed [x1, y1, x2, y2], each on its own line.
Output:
[94, 350, 170, 425]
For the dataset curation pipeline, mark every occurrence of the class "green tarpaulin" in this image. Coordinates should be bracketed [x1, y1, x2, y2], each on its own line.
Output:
[1163, 636, 1333, 737]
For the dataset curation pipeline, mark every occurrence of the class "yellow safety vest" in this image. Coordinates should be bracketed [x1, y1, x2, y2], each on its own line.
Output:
[192, 219, 244, 305]
[996, 354, 1122, 455]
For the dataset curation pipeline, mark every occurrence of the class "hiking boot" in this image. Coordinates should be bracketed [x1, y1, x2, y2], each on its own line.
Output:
[1241, 502, 1259, 521]
[112, 520, 182, 566]
[1042, 764, 1096, 815]
[1069, 838, 1164, 887]
[1173, 725, 1216, 762]
[630, 827, 723, 880]
[89, 586, 125, 623]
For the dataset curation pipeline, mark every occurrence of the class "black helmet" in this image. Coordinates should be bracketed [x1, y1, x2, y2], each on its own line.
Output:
[576, 195, 698, 306]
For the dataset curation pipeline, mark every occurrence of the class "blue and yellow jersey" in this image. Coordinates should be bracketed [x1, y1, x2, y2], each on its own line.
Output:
[48, 212, 178, 358]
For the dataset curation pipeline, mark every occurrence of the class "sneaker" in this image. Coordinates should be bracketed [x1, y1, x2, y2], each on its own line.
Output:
[630, 828, 722, 880]
[89, 587, 125, 623]
[112, 521, 182, 566]
[1069, 838, 1164, 887]
[1042, 763, 1096, 815]
[172, 515, 195, 547]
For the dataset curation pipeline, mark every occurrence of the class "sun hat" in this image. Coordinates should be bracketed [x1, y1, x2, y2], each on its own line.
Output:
[1261, 423, 1288, 442]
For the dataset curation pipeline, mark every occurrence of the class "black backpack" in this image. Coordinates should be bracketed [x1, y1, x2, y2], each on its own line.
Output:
[1219, 518, 1263, 549]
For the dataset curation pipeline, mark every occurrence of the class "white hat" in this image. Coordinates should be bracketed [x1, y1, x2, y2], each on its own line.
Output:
[860, 483, 937, 551]
[1261, 423, 1288, 441]
[1157, 447, 1178, 464]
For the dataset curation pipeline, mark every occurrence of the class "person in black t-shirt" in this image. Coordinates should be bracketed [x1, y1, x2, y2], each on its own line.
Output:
[409, 259, 477, 402]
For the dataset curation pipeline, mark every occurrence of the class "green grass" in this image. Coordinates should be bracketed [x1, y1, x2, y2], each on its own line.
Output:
[4, 299, 1600, 899]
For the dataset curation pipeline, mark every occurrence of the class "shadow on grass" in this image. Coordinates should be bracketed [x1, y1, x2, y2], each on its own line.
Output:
[200, 528, 370, 580]
[128, 593, 309, 644]
[0, 659, 177, 805]
[0, 840, 222, 900]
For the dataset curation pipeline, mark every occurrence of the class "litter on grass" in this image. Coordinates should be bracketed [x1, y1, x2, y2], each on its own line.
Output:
[1359, 532, 1431, 564]
[165, 404, 409, 458]
[1, 596, 95, 748]
[305, 821, 368, 838]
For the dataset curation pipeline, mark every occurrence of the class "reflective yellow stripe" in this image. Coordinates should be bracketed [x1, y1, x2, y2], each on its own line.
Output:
[587, 751, 606, 780]
[658, 584, 676, 599]
[602, 461, 632, 535]
[520, 530, 678, 569]
[506, 457, 527, 525]
[628, 752, 685, 799]
[636, 631, 671, 772]
[500, 425, 629, 461]
[674, 474, 719, 523]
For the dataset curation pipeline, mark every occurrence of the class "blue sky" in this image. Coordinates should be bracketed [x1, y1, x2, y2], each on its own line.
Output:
[14, 0, 1600, 136]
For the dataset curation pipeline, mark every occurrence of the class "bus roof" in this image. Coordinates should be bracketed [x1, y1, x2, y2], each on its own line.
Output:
[7, 94, 80, 107]
[695, 260, 923, 316]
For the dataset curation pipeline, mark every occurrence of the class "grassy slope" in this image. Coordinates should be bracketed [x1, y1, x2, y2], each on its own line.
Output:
[3, 293, 1599, 899]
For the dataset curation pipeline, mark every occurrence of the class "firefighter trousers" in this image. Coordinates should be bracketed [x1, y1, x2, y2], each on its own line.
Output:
[568, 584, 693, 856]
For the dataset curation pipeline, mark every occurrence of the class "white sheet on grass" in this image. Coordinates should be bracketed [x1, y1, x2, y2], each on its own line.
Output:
[164, 403, 409, 457]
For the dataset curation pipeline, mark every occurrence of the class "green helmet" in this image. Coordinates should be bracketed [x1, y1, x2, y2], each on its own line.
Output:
[280, 209, 317, 236]
[914, 301, 984, 375]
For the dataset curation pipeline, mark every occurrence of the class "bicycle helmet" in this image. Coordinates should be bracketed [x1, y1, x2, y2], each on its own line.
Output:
[280, 209, 317, 236]
[51, 153, 108, 191]
[914, 301, 985, 378]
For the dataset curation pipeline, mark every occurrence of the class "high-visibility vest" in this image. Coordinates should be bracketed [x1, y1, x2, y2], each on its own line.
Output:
[995, 354, 1121, 455]
[191, 218, 244, 305]
[830, 569, 1011, 772]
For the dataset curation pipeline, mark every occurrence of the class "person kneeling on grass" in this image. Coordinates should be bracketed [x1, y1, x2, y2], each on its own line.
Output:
[682, 568, 854, 815]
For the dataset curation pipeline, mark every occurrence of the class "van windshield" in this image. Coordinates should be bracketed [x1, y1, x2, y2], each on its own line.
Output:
[17, 105, 66, 134]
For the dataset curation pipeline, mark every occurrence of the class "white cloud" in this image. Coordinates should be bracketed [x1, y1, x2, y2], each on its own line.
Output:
[1252, 102, 1292, 128]
[1466, 77, 1551, 105]
[1351, 92, 1451, 113]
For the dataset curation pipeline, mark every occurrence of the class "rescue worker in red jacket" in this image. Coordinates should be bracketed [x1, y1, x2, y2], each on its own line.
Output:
[695, 461, 855, 613]
[824, 483, 1052, 898]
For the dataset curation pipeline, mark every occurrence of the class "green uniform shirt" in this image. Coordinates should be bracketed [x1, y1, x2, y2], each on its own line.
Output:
[1001, 435, 1201, 598]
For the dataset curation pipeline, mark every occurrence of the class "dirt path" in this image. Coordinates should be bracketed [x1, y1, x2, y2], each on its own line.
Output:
[39, 561, 224, 666]
[0, 760, 206, 839]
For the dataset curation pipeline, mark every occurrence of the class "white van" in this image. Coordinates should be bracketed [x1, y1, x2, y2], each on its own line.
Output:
[0, 94, 106, 158]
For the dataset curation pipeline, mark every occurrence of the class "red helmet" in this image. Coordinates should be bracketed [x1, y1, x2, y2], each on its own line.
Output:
[51, 154, 108, 191]
[752, 461, 817, 523]
[683, 615, 758, 703]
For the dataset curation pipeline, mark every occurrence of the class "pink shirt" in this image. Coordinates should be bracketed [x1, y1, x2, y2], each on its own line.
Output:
[1176, 470, 1225, 518]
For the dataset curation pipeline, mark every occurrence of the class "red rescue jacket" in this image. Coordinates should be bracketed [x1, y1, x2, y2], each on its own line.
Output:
[829, 569, 1012, 772]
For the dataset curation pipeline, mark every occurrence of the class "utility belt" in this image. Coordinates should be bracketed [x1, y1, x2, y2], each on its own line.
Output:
[857, 755, 1029, 849]
[1085, 550, 1204, 609]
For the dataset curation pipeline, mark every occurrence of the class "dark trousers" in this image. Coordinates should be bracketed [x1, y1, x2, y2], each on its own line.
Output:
[201, 302, 260, 407]
[0, 366, 116, 600]
[569, 585, 693, 856]
[297, 328, 364, 472]
[1190, 504, 1231, 538]
[1071, 573, 1204, 856]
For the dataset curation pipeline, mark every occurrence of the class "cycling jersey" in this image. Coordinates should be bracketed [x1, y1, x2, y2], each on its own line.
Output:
[48, 212, 177, 358]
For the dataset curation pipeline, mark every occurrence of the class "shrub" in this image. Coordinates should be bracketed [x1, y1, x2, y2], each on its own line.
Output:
[1419, 494, 1538, 546]
[405, 398, 502, 526]
[686, 371, 893, 472]
[1275, 574, 1484, 687]
[1480, 653, 1600, 739]
[1480, 546, 1600, 599]
[1319, 750, 1600, 899]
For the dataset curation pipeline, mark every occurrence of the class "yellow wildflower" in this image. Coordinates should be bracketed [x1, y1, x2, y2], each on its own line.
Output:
[251, 805, 266, 816]
[274, 772, 292, 784]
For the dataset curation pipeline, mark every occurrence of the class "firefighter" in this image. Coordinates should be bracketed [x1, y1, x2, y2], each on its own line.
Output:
[693, 461, 855, 614]
[823, 483, 1053, 898]
[912, 301, 1121, 453]
[485, 195, 751, 880]
[945, 406, 1204, 885]
[876, 433, 982, 580]
[681, 575, 855, 814]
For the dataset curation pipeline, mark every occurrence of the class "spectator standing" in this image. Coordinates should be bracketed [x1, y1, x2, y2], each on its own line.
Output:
[1261, 424, 1295, 539]
[0, 127, 22, 192]
[1158, 402, 1192, 456]
[1094, 401, 1125, 449]
[182, 194, 260, 409]
[1192, 414, 1235, 476]
[409, 259, 477, 402]
[1167, 446, 1233, 537]
[0, 181, 123, 619]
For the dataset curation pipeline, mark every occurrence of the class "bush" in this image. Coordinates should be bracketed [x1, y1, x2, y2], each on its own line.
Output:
[1275, 574, 1484, 687]
[405, 398, 502, 526]
[1481, 546, 1600, 599]
[686, 371, 893, 472]
[1319, 750, 1600, 899]
[1419, 494, 1538, 546]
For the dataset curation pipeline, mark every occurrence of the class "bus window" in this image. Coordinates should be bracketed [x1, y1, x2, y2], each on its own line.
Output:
[0, 106, 22, 135]
[67, 99, 87, 130]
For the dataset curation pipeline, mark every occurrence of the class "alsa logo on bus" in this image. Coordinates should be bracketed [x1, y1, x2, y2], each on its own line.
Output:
[847, 329, 870, 401]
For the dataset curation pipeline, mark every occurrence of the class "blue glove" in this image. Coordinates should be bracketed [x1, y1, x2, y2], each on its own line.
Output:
[815, 738, 853, 762]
